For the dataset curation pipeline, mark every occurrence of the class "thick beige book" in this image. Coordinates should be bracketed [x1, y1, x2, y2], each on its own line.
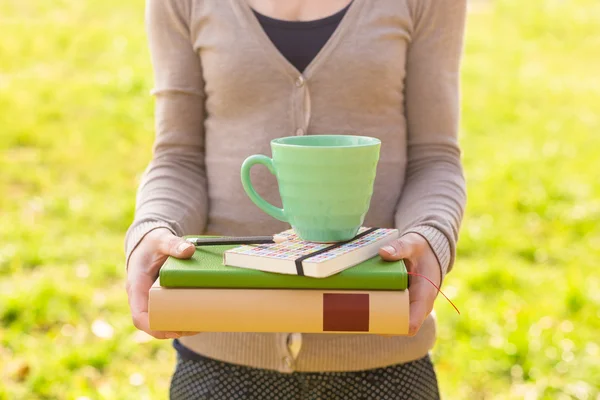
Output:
[149, 280, 409, 335]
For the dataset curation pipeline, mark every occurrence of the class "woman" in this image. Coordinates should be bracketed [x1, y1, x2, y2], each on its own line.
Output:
[125, 0, 467, 398]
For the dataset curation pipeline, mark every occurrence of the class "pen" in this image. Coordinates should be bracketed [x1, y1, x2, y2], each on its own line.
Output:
[185, 235, 288, 246]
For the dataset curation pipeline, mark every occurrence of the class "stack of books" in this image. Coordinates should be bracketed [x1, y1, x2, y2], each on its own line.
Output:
[149, 227, 410, 335]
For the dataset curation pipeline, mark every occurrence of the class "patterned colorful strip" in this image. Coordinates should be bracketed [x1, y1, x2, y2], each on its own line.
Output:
[293, 227, 379, 276]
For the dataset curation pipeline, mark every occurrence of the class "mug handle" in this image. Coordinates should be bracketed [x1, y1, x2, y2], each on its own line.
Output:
[241, 155, 287, 222]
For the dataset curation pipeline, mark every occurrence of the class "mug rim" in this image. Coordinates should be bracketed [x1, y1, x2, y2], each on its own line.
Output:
[271, 134, 381, 148]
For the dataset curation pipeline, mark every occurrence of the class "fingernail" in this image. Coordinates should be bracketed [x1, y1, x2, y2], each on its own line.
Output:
[177, 242, 193, 254]
[409, 324, 419, 336]
[166, 332, 180, 339]
[382, 246, 396, 256]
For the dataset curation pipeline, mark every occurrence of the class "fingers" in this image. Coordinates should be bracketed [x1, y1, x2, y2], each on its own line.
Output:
[179, 331, 202, 337]
[408, 299, 431, 336]
[407, 275, 437, 336]
[379, 233, 423, 261]
[380, 280, 435, 338]
[379, 240, 410, 260]
[157, 234, 196, 259]
[127, 273, 188, 339]
[127, 273, 163, 336]
[143, 227, 196, 259]
[378, 233, 442, 337]
[126, 229, 200, 340]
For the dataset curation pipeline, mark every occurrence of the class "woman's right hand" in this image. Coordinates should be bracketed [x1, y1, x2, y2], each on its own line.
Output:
[126, 227, 198, 339]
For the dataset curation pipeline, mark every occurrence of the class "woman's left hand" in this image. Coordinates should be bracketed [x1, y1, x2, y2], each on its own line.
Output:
[379, 233, 441, 336]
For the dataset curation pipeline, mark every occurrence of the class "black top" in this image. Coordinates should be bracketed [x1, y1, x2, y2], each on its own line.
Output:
[252, 4, 351, 73]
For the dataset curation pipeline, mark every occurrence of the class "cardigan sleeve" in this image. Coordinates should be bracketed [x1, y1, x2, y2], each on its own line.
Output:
[395, 0, 468, 282]
[124, 0, 208, 267]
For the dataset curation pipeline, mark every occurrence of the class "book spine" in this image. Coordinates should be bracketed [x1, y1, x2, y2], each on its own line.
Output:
[159, 271, 406, 290]
[149, 288, 409, 335]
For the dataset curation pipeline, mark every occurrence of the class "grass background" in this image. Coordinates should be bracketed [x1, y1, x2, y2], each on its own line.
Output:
[1, 0, 599, 398]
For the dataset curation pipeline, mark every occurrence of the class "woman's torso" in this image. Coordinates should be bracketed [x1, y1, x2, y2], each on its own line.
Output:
[178, 0, 438, 373]
[191, 0, 412, 237]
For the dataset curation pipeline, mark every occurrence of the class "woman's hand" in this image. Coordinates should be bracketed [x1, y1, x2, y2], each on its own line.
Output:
[379, 233, 442, 336]
[126, 228, 198, 339]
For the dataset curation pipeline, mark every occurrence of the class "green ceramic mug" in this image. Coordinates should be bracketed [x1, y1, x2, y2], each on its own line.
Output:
[241, 135, 381, 242]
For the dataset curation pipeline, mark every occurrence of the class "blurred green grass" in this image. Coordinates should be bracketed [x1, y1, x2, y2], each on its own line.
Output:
[1, 0, 599, 398]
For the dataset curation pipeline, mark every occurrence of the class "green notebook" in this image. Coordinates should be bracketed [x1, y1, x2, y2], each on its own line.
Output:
[159, 244, 408, 290]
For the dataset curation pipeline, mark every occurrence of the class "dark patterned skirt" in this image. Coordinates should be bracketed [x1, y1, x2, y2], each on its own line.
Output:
[170, 340, 440, 400]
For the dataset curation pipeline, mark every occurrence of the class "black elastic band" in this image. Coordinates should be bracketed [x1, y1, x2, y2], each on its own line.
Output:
[294, 227, 379, 276]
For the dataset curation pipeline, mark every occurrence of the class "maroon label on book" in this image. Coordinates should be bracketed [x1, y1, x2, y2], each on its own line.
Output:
[322, 293, 369, 332]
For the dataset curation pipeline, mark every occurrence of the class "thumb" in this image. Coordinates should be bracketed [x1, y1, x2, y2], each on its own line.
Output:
[379, 236, 414, 261]
[158, 234, 196, 259]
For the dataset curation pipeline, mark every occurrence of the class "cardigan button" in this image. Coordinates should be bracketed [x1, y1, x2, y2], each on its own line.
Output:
[295, 76, 305, 87]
